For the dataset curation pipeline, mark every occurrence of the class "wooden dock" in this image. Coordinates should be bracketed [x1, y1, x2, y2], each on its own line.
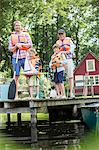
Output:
[0, 96, 99, 143]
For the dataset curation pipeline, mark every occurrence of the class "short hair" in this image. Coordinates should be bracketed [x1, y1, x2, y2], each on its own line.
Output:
[29, 48, 37, 54]
[13, 20, 21, 26]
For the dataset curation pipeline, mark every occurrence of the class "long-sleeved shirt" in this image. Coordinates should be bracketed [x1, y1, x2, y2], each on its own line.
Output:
[67, 40, 76, 59]
[8, 32, 32, 59]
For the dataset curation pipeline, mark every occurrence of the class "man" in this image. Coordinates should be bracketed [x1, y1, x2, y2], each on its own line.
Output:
[56, 29, 76, 98]
[8, 20, 32, 99]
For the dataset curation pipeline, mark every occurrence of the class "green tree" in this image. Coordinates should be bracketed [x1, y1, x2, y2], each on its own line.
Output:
[0, 0, 98, 76]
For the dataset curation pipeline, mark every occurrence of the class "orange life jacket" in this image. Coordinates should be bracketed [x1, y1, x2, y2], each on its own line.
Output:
[24, 55, 42, 78]
[56, 37, 71, 52]
[11, 32, 30, 51]
[51, 52, 64, 70]
[31, 55, 42, 71]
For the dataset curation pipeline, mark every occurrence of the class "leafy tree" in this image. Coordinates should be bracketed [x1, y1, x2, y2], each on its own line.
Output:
[0, 0, 98, 77]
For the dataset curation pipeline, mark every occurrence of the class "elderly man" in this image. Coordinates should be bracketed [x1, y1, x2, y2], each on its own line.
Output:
[56, 29, 76, 98]
[8, 20, 32, 99]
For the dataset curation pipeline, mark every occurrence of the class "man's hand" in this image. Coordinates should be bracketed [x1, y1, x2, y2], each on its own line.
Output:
[66, 50, 70, 54]
[15, 43, 22, 49]
[60, 46, 66, 51]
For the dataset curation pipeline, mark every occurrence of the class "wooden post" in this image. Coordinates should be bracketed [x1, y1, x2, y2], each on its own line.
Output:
[7, 113, 11, 127]
[72, 141, 78, 150]
[30, 101, 37, 143]
[30, 108, 37, 143]
[17, 113, 21, 126]
[90, 78, 94, 97]
[73, 105, 78, 118]
[74, 123, 79, 134]
[66, 76, 69, 98]
[96, 108, 99, 135]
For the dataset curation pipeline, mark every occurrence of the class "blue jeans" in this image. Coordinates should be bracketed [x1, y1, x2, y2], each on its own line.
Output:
[12, 58, 25, 76]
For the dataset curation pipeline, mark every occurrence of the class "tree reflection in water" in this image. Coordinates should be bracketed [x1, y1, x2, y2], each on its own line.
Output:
[0, 114, 99, 150]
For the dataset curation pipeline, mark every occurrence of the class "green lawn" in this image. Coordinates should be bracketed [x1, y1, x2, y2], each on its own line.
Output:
[0, 113, 49, 123]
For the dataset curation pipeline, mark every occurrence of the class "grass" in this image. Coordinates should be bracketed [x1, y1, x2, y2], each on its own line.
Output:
[0, 113, 49, 123]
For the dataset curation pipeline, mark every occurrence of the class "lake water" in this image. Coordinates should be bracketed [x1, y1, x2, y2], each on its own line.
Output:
[0, 117, 99, 150]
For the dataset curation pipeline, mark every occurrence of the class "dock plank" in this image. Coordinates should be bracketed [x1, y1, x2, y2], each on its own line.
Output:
[0, 96, 99, 143]
[0, 96, 99, 113]
[0, 107, 30, 113]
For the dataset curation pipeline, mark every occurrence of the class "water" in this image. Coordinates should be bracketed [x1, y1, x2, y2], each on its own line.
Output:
[0, 116, 99, 150]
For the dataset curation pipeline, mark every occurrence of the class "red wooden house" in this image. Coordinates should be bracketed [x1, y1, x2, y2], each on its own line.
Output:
[74, 52, 99, 95]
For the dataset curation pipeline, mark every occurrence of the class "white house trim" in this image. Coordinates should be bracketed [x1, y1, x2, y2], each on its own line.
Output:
[86, 59, 95, 72]
[75, 75, 99, 86]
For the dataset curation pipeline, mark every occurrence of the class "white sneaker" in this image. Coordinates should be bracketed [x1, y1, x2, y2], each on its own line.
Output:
[56, 96, 61, 99]
[36, 95, 39, 99]
[61, 96, 67, 99]
[69, 93, 75, 99]
[15, 96, 20, 100]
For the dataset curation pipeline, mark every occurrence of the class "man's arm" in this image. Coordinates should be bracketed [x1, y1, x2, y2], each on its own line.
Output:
[70, 40, 76, 54]
[49, 59, 52, 68]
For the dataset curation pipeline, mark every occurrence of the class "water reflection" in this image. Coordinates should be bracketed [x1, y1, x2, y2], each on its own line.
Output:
[0, 120, 85, 150]
[0, 117, 99, 150]
[0, 130, 99, 150]
[0, 132, 31, 150]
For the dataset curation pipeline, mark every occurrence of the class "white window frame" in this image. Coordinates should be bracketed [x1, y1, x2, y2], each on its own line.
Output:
[75, 75, 84, 87]
[86, 59, 95, 72]
[95, 75, 99, 85]
[84, 75, 99, 86]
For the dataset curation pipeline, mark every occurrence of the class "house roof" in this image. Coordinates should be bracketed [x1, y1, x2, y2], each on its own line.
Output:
[74, 51, 99, 73]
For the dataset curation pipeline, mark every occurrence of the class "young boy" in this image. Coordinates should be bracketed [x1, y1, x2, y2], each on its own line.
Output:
[49, 44, 67, 98]
[25, 48, 42, 99]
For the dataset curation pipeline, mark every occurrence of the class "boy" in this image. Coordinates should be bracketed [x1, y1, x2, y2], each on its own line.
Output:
[49, 44, 67, 98]
[25, 48, 42, 99]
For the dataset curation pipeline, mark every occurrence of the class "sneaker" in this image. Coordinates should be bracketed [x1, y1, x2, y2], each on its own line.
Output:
[29, 96, 35, 99]
[14, 96, 20, 100]
[61, 96, 67, 99]
[36, 95, 39, 99]
[56, 96, 61, 99]
[69, 93, 75, 99]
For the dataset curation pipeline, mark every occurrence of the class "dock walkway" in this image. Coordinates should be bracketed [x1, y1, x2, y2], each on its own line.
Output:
[0, 96, 99, 142]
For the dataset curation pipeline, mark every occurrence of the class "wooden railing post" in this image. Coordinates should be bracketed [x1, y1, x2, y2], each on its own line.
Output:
[29, 101, 37, 143]
[17, 113, 21, 126]
[7, 113, 11, 128]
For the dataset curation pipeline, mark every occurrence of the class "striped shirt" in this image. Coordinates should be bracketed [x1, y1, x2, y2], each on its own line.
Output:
[8, 32, 32, 59]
